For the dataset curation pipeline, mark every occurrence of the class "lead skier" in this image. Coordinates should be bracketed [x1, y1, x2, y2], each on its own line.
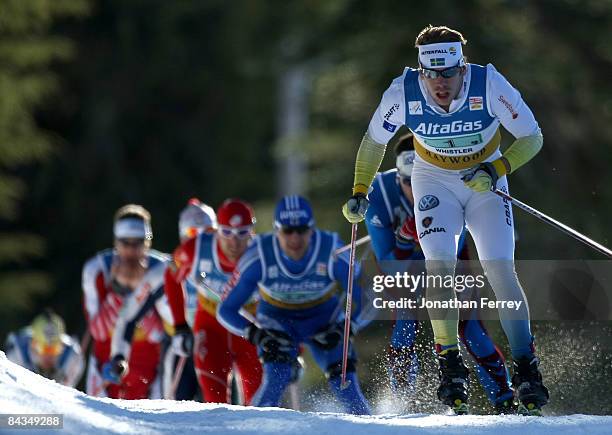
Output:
[342, 25, 548, 414]
[367, 133, 513, 412]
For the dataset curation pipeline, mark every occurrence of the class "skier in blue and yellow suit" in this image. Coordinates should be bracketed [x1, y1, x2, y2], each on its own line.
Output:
[218, 195, 370, 414]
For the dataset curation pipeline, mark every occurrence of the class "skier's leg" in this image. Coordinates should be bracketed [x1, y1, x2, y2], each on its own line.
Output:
[193, 307, 232, 403]
[308, 341, 370, 415]
[464, 180, 534, 357]
[411, 164, 466, 354]
[231, 333, 263, 405]
[250, 361, 294, 407]
[389, 319, 419, 395]
[411, 162, 471, 413]
[465, 179, 548, 413]
[459, 317, 513, 408]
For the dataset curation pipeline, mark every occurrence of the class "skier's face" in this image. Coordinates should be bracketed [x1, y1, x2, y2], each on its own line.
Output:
[115, 238, 147, 264]
[217, 226, 252, 262]
[276, 226, 313, 261]
[420, 66, 465, 110]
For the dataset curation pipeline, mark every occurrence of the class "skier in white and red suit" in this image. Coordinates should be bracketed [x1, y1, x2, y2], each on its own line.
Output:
[82, 204, 167, 399]
[164, 198, 262, 404]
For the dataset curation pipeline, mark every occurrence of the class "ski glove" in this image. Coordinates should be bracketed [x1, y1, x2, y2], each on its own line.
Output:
[311, 321, 353, 350]
[396, 216, 418, 250]
[102, 354, 128, 384]
[460, 161, 500, 193]
[342, 193, 369, 224]
[171, 323, 194, 357]
[247, 324, 293, 361]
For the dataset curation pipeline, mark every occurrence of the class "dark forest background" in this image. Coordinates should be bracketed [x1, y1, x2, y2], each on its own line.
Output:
[0, 0, 611, 414]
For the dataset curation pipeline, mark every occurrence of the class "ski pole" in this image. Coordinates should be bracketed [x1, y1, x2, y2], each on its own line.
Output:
[169, 355, 187, 400]
[492, 188, 612, 258]
[341, 222, 359, 389]
[334, 235, 371, 256]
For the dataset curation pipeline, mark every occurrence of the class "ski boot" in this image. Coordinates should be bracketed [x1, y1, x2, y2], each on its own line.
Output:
[512, 356, 549, 416]
[493, 398, 517, 415]
[437, 349, 469, 415]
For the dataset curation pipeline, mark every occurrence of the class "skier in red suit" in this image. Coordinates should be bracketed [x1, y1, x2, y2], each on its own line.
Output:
[164, 199, 262, 404]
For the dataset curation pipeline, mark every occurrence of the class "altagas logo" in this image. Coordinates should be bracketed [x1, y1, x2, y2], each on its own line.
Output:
[414, 120, 482, 135]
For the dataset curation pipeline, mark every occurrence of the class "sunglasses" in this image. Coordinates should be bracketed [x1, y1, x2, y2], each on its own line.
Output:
[419, 65, 463, 80]
[117, 238, 146, 248]
[218, 225, 252, 239]
[279, 225, 311, 235]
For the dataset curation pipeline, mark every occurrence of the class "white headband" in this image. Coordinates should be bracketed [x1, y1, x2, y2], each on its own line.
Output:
[114, 218, 152, 240]
[396, 151, 416, 177]
[418, 42, 464, 69]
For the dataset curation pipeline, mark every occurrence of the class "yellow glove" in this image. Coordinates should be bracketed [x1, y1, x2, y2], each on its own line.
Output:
[342, 192, 369, 224]
[460, 161, 505, 192]
[461, 133, 543, 192]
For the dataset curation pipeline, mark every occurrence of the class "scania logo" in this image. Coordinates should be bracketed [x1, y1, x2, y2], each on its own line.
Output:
[419, 227, 447, 238]
[413, 120, 482, 135]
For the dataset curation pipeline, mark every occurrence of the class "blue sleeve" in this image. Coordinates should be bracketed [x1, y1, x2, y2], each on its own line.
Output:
[332, 239, 371, 332]
[366, 180, 399, 261]
[217, 256, 263, 337]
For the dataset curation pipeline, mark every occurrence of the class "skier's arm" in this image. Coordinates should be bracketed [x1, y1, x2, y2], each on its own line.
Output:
[352, 133, 388, 195]
[351, 82, 405, 194]
[486, 64, 543, 177]
[366, 181, 420, 260]
[216, 256, 263, 337]
[164, 238, 196, 328]
[82, 258, 122, 342]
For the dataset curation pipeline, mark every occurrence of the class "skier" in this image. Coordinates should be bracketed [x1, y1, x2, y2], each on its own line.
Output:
[103, 199, 217, 400]
[342, 25, 548, 414]
[82, 204, 168, 399]
[164, 198, 262, 404]
[5, 309, 84, 387]
[217, 195, 371, 415]
[366, 132, 513, 412]
[162, 198, 217, 400]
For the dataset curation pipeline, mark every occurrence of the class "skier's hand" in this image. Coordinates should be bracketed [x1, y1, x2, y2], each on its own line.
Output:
[342, 193, 369, 224]
[247, 324, 293, 360]
[102, 355, 128, 384]
[395, 216, 418, 249]
[171, 323, 194, 357]
[311, 321, 353, 350]
[460, 162, 499, 193]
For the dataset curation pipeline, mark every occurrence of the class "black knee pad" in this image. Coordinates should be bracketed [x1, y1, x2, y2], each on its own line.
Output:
[326, 358, 357, 379]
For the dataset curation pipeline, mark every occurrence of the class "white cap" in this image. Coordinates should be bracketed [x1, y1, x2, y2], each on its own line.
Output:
[396, 150, 416, 177]
[178, 198, 217, 241]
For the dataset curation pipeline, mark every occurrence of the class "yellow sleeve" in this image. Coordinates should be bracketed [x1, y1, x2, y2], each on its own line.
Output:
[352, 132, 387, 195]
[491, 133, 543, 177]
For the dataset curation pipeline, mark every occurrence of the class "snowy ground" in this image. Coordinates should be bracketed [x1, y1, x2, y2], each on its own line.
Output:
[1, 352, 611, 435]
